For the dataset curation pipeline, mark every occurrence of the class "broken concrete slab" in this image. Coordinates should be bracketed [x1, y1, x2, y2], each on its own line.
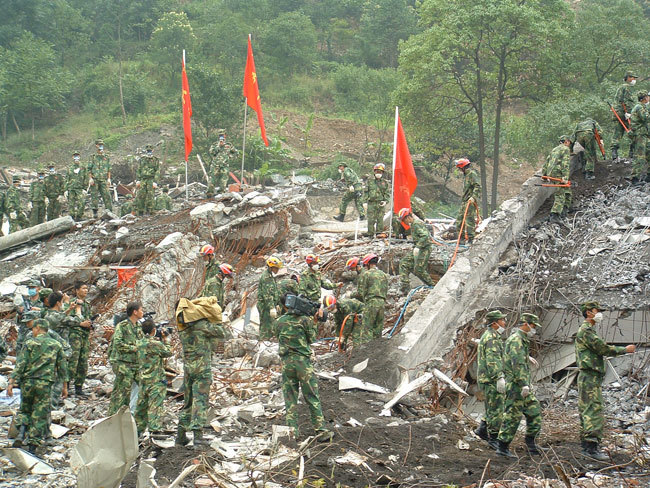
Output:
[1, 448, 55, 474]
[0, 216, 75, 253]
[339, 376, 390, 394]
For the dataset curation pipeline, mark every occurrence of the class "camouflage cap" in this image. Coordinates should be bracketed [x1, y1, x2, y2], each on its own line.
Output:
[33, 318, 49, 330]
[162, 186, 169, 192]
[27, 279, 41, 288]
[638, 90, 649, 100]
[521, 313, 540, 326]
[37, 165, 46, 174]
[581, 301, 604, 313]
[12, 174, 21, 182]
[95, 139, 104, 145]
[145, 144, 153, 150]
[39, 288, 53, 301]
[559, 135, 570, 142]
[72, 150, 80, 156]
[47, 161, 55, 168]
[22, 310, 40, 321]
[486, 310, 506, 322]
[337, 161, 347, 167]
[625, 70, 638, 79]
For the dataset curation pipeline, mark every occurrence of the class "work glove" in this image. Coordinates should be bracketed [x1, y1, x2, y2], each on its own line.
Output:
[528, 356, 539, 368]
[57, 195, 66, 203]
[136, 181, 141, 188]
[82, 190, 88, 196]
[64, 191, 68, 198]
[521, 385, 530, 398]
[496, 377, 506, 394]
[348, 185, 355, 192]
[380, 201, 387, 207]
[270, 307, 278, 319]
[9, 212, 17, 219]
[153, 182, 158, 189]
[89, 177, 95, 186]
[413, 248, 420, 259]
[625, 112, 631, 120]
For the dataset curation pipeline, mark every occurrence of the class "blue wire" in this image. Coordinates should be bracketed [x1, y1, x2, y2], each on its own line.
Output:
[387, 285, 433, 338]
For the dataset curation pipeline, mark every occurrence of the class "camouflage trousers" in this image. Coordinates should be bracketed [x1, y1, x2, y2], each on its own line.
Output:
[456, 199, 478, 240]
[30, 201, 46, 226]
[360, 297, 385, 342]
[551, 187, 572, 215]
[610, 118, 635, 154]
[207, 166, 228, 196]
[391, 217, 410, 239]
[136, 179, 155, 215]
[17, 379, 53, 447]
[68, 189, 86, 220]
[479, 381, 505, 437]
[399, 248, 434, 292]
[51, 380, 66, 408]
[8, 212, 29, 233]
[366, 201, 385, 235]
[280, 354, 325, 436]
[179, 361, 212, 431]
[90, 181, 112, 211]
[630, 134, 649, 179]
[578, 371, 604, 442]
[497, 383, 542, 443]
[339, 190, 365, 218]
[108, 361, 139, 416]
[575, 132, 598, 173]
[135, 379, 167, 433]
[46, 198, 62, 221]
[258, 305, 275, 340]
[68, 330, 90, 387]
[16, 323, 31, 360]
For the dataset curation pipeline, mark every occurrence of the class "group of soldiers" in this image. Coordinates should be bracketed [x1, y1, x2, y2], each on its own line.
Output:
[6, 280, 94, 453]
[543, 71, 649, 223]
[476, 303, 635, 460]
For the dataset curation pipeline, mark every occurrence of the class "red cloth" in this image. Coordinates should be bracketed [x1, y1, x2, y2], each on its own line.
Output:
[115, 267, 138, 288]
[182, 59, 193, 161]
[243, 36, 269, 146]
[393, 113, 417, 216]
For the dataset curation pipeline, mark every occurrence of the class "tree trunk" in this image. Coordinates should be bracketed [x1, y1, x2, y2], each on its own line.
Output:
[32, 116, 35, 142]
[2, 112, 7, 141]
[475, 55, 488, 218]
[11, 112, 21, 135]
[117, 20, 127, 126]
[491, 50, 506, 213]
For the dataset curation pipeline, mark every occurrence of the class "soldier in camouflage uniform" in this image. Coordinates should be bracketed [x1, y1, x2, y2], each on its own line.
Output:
[298, 255, 338, 302]
[628, 91, 650, 183]
[134, 320, 172, 437]
[155, 186, 172, 211]
[258, 256, 282, 340]
[455, 158, 481, 242]
[120, 193, 136, 217]
[87, 139, 113, 216]
[365, 163, 389, 237]
[398, 208, 434, 294]
[108, 301, 144, 415]
[5, 175, 28, 232]
[0, 333, 7, 362]
[66, 151, 88, 221]
[44, 162, 65, 221]
[7, 317, 66, 453]
[572, 119, 604, 180]
[325, 296, 363, 347]
[29, 167, 47, 226]
[201, 263, 233, 308]
[543, 135, 572, 223]
[199, 244, 219, 283]
[496, 313, 543, 458]
[206, 132, 237, 197]
[15, 280, 43, 360]
[334, 162, 365, 221]
[278, 273, 300, 298]
[136, 144, 160, 215]
[276, 293, 331, 441]
[66, 282, 93, 397]
[610, 71, 638, 161]
[475, 310, 507, 449]
[391, 196, 427, 239]
[355, 253, 387, 343]
[575, 301, 635, 460]
[43, 293, 75, 407]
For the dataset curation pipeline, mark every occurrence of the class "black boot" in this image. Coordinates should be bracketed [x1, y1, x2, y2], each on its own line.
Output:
[585, 171, 595, 180]
[474, 420, 489, 441]
[359, 214, 366, 221]
[333, 214, 345, 222]
[548, 213, 562, 224]
[193, 429, 208, 448]
[175, 426, 189, 446]
[12, 425, 26, 447]
[496, 439, 517, 458]
[611, 148, 619, 162]
[525, 435, 542, 455]
[582, 440, 608, 461]
[487, 432, 499, 450]
[75, 385, 87, 398]
[92, 209, 98, 218]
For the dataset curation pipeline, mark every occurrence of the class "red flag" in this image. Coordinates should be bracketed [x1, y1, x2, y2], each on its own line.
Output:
[393, 112, 417, 220]
[243, 36, 269, 146]
[181, 57, 193, 161]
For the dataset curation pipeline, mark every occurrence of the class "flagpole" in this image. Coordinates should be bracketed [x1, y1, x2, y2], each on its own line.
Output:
[183, 49, 188, 202]
[241, 100, 248, 186]
[388, 106, 399, 250]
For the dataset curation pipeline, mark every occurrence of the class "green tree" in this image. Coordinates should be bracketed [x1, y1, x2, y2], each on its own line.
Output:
[150, 11, 196, 83]
[259, 12, 318, 75]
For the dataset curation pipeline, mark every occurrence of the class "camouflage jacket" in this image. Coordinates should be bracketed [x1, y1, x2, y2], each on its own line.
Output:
[573, 118, 602, 136]
[137, 336, 171, 384]
[276, 311, 316, 359]
[88, 153, 111, 180]
[205, 259, 220, 283]
[298, 267, 335, 302]
[543, 143, 570, 180]
[120, 200, 135, 217]
[155, 194, 172, 211]
[258, 268, 279, 310]
[137, 155, 160, 181]
[66, 164, 88, 191]
[0, 335, 7, 362]
[5, 187, 22, 213]
[44, 308, 76, 338]
[613, 82, 636, 118]
[278, 278, 299, 298]
[202, 275, 225, 306]
[366, 177, 389, 203]
[410, 220, 432, 250]
[462, 168, 481, 203]
[357, 267, 388, 301]
[65, 299, 93, 335]
[46, 328, 71, 382]
[477, 326, 504, 384]
[44, 173, 65, 198]
[333, 298, 363, 328]
[179, 319, 213, 375]
[0, 189, 5, 216]
[503, 328, 531, 387]
[12, 333, 65, 383]
[341, 168, 362, 192]
[575, 320, 626, 375]
[630, 103, 649, 137]
[109, 318, 144, 364]
[29, 179, 46, 202]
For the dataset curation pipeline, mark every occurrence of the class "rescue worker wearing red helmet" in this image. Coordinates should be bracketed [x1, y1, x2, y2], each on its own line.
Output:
[341, 257, 364, 286]
[258, 256, 282, 340]
[365, 163, 390, 237]
[298, 255, 341, 303]
[455, 158, 481, 243]
[355, 253, 388, 342]
[201, 263, 234, 308]
[199, 244, 220, 283]
[397, 208, 435, 294]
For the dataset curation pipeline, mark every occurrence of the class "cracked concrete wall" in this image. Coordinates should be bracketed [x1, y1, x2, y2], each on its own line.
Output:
[384, 177, 554, 387]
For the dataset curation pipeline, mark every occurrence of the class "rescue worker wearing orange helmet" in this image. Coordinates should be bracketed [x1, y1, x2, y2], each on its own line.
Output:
[199, 244, 219, 283]
[455, 158, 481, 242]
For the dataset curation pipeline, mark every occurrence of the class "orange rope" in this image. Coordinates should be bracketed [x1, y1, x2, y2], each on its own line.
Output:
[450, 198, 477, 268]
[338, 313, 355, 351]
